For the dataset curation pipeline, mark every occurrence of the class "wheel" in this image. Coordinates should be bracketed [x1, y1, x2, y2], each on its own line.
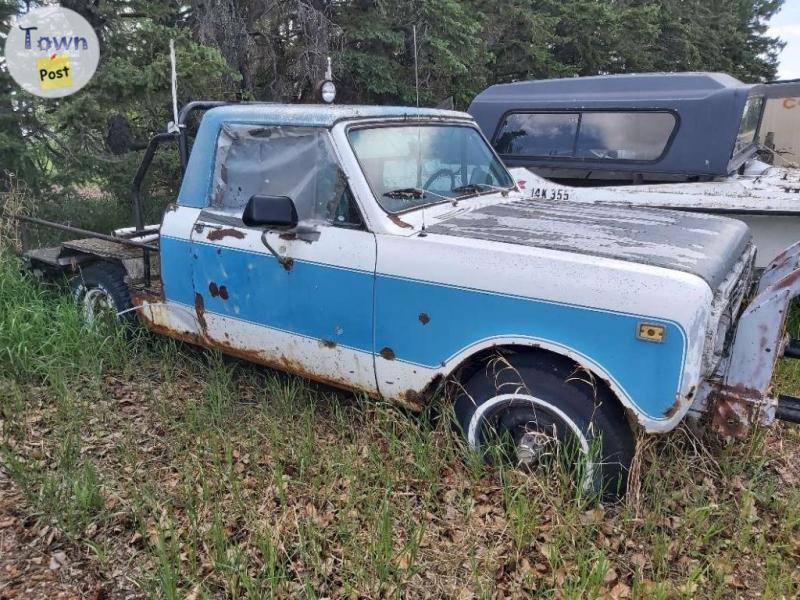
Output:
[70, 262, 135, 326]
[453, 351, 635, 500]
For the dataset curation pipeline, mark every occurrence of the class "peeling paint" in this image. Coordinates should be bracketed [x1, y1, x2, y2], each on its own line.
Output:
[380, 347, 396, 361]
[418, 312, 430, 325]
[710, 384, 763, 438]
[207, 227, 245, 241]
[664, 396, 682, 418]
[389, 213, 413, 229]
[427, 198, 749, 288]
[134, 297, 379, 398]
[194, 292, 207, 333]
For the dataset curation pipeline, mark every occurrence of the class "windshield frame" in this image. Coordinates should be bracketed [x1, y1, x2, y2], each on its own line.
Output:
[345, 120, 516, 215]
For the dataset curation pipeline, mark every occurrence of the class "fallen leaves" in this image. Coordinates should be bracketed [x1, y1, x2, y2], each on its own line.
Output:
[48, 551, 67, 571]
[1, 357, 799, 599]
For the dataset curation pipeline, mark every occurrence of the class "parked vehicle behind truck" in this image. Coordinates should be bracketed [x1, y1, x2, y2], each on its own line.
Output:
[469, 72, 800, 267]
[18, 102, 800, 499]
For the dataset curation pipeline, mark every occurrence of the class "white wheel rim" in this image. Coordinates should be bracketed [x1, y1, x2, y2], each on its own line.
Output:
[82, 286, 116, 323]
[466, 393, 594, 492]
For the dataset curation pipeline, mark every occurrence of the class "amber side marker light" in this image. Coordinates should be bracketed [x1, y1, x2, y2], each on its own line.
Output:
[637, 322, 666, 343]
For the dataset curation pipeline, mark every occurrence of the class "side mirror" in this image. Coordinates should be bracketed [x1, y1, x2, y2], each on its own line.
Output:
[242, 195, 298, 228]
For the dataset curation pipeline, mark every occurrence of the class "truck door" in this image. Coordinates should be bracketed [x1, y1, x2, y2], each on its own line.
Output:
[189, 124, 377, 394]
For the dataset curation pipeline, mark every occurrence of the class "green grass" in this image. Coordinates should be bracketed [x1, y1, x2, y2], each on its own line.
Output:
[1, 250, 799, 598]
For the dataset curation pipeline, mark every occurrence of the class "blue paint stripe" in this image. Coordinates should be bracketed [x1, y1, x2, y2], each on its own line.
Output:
[159, 236, 685, 420]
[374, 274, 685, 419]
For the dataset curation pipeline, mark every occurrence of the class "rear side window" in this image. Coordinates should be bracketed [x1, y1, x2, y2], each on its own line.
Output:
[493, 110, 676, 162]
[575, 112, 675, 160]
[494, 113, 578, 157]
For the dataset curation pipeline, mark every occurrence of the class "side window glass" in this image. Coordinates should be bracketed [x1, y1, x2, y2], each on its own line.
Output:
[734, 96, 763, 156]
[494, 113, 579, 157]
[210, 124, 358, 226]
[329, 186, 363, 227]
[575, 112, 675, 160]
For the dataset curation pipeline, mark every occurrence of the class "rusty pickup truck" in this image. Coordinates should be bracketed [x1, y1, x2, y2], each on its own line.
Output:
[20, 102, 800, 499]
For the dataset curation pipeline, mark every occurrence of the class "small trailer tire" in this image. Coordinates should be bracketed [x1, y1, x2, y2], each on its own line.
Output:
[454, 351, 635, 500]
[70, 262, 136, 326]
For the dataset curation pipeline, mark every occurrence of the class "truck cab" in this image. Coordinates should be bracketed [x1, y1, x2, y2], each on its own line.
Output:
[22, 103, 800, 499]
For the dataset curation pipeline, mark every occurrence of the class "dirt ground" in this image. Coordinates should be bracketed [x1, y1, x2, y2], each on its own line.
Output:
[0, 468, 114, 599]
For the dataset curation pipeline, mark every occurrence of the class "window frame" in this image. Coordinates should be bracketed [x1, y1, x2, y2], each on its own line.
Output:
[208, 121, 367, 231]
[345, 121, 515, 216]
[491, 108, 681, 165]
[730, 95, 765, 161]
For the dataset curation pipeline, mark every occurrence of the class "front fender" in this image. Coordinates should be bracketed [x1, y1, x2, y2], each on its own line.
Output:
[698, 249, 800, 436]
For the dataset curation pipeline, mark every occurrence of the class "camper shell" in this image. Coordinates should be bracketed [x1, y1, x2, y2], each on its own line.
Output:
[469, 72, 767, 184]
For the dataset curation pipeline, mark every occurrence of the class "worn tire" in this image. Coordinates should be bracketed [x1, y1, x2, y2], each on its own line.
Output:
[454, 351, 635, 500]
[70, 262, 136, 326]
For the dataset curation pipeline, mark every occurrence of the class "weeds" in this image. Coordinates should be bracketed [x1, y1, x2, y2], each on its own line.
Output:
[1, 251, 799, 598]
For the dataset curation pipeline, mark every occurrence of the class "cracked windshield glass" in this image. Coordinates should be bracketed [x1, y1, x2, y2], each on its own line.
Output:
[348, 124, 514, 213]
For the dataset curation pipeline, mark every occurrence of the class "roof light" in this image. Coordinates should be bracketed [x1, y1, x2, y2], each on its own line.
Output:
[321, 80, 336, 104]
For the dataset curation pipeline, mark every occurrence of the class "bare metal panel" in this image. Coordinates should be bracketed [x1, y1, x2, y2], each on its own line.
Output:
[427, 198, 751, 289]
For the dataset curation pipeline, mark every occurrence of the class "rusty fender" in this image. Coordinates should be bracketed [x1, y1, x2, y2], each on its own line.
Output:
[704, 265, 800, 437]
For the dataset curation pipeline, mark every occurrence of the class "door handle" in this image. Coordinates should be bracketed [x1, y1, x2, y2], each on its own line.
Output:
[261, 230, 294, 272]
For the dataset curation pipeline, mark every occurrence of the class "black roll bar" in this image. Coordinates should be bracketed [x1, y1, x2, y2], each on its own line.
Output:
[18, 101, 256, 289]
[131, 132, 178, 232]
[176, 101, 231, 169]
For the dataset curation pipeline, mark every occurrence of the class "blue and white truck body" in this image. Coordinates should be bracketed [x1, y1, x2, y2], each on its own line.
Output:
[24, 104, 800, 496]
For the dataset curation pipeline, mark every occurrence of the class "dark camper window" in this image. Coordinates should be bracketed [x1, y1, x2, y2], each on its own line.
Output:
[494, 111, 677, 162]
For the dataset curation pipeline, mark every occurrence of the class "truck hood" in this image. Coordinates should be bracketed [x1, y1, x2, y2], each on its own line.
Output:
[426, 198, 751, 288]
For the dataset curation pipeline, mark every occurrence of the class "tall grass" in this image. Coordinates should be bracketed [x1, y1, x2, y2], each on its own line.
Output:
[1, 250, 799, 598]
[0, 253, 132, 382]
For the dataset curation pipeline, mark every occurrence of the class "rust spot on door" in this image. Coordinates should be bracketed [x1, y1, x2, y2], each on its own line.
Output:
[380, 347, 396, 361]
[194, 292, 208, 333]
[418, 312, 430, 325]
[319, 339, 337, 349]
[208, 282, 229, 300]
[207, 228, 245, 241]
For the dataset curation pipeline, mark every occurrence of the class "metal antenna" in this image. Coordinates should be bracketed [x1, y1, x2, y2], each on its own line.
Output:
[412, 24, 426, 234]
[168, 39, 180, 134]
[413, 25, 419, 107]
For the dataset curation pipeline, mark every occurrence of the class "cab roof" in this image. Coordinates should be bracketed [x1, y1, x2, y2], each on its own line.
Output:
[178, 104, 471, 207]
[203, 104, 470, 128]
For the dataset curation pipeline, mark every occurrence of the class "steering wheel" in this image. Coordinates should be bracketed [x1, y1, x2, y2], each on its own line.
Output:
[424, 168, 456, 192]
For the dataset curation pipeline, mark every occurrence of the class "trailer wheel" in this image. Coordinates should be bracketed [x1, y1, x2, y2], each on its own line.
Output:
[453, 352, 635, 501]
[70, 262, 136, 326]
